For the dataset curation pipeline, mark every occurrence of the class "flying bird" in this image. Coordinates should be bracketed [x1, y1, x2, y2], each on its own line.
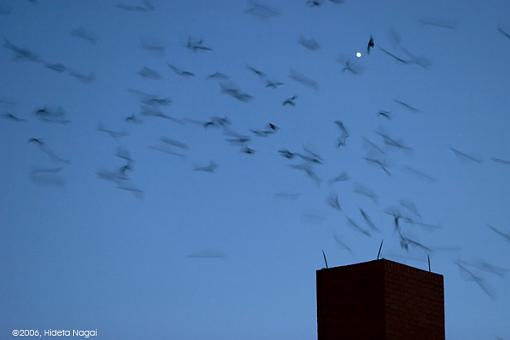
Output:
[353, 183, 378, 203]
[340, 59, 363, 75]
[402, 166, 437, 182]
[360, 208, 379, 232]
[327, 193, 342, 210]
[376, 131, 413, 151]
[398, 233, 431, 253]
[141, 40, 165, 54]
[45, 63, 67, 73]
[488, 225, 510, 242]
[247, 65, 265, 78]
[116, 0, 154, 12]
[455, 260, 495, 299]
[345, 216, 371, 237]
[31, 166, 64, 175]
[298, 36, 320, 51]
[491, 157, 510, 166]
[334, 120, 349, 147]
[244, 1, 280, 20]
[265, 79, 284, 88]
[68, 70, 95, 83]
[251, 122, 279, 137]
[306, 0, 323, 7]
[138, 66, 162, 80]
[282, 95, 297, 106]
[186, 37, 212, 52]
[289, 69, 318, 90]
[160, 137, 189, 150]
[34, 106, 70, 124]
[206, 72, 229, 80]
[333, 233, 353, 254]
[193, 161, 218, 173]
[497, 25, 510, 39]
[97, 124, 129, 139]
[328, 172, 350, 184]
[289, 163, 321, 186]
[420, 17, 457, 30]
[148, 145, 185, 159]
[28, 138, 70, 164]
[378, 46, 409, 64]
[128, 89, 172, 107]
[220, 82, 253, 102]
[241, 146, 256, 154]
[1, 112, 25, 122]
[301, 147, 323, 164]
[70, 27, 98, 44]
[30, 167, 65, 187]
[457, 259, 508, 278]
[3, 39, 41, 63]
[394, 99, 419, 112]
[279, 149, 295, 159]
[125, 114, 143, 124]
[168, 64, 195, 77]
[450, 147, 482, 164]
[28, 137, 43, 145]
[362, 137, 385, 155]
[399, 199, 421, 218]
[367, 35, 375, 54]
[140, 106, 183, 124]
[377, 110, 392, 119]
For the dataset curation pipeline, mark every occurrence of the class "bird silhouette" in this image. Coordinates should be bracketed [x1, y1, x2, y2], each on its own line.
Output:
[168, 64, 195, 77]
[367, 35, 375, 54]
[282, 95, 297, 106]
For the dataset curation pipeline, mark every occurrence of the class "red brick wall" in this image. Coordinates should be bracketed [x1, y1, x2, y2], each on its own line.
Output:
[316, 259, 445, 340]
[383, 260, 444, 340]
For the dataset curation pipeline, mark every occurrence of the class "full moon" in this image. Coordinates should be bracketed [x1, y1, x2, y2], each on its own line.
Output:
[356, 52, 362, 58]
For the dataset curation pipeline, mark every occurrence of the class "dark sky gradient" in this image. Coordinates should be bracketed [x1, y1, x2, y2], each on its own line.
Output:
[1, 1, 509, 339]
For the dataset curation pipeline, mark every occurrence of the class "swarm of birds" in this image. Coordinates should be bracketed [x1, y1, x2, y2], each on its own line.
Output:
[1, 2, 510, 338]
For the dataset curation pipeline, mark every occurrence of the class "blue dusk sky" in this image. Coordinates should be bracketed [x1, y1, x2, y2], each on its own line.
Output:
[1, 0, 509, 339]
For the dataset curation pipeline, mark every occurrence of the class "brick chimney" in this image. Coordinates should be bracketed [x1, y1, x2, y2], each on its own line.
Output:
[316, 259, 445, 340]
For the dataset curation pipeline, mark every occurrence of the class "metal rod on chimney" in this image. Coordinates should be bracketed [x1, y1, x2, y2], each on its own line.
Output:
[322, 250, 329, 269]
[377, 240, 384, 260]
